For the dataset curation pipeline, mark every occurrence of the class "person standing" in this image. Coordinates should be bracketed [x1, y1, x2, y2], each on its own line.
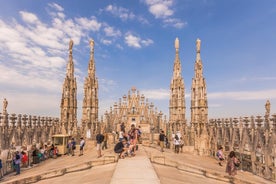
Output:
[0, 158, 3, 179]
[14, 151, 21, 175]
[96, 131, 104, 158]
[79, 137, 85, 156]
[102, 132, 108, 150]
[174, 134, 180, 153]
[217, 146, 225, 166]
[226, 151, 240, 176]
[159, 130, 165, 152]
[71, 138, 76, 156]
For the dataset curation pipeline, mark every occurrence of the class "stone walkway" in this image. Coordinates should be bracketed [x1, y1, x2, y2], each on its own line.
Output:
[110, 146, 160, 184]
[0, 142, 274, 184]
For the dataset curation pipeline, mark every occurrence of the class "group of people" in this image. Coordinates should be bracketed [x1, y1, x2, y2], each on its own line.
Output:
[114, 123, 141, 159]
[159, 131, 184, 153]
[67, 137, 85, 156]
[217, 146, 241, 177]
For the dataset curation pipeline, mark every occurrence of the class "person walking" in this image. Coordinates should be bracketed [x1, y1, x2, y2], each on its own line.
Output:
[159, 130, 165, 152]
[226, 151, 240, 176]
[96, 131, 104, 158]
[79, 137, 85, 156]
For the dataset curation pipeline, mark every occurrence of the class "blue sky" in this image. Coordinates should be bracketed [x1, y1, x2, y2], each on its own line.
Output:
[0, 0, 276, 121]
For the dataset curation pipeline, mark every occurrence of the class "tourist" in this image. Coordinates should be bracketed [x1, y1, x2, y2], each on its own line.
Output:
[120, 122, 125, 132]
[174, 134, 180, 153]
[102, 132, 108, 150]
[128, 124, 138, 155]
[21, 151, 28, 168]
[179, 137, 184, 153]
[226, 151, 240, 176]
[13, 151, 21, 175]
[71, 138, 76, 156]
[159, 130, 165, 152]
[66, 139, 72, 156]
[217, 146, 225, 166]
[118, 130, 124, 142]
[0, 158, 3, 179]
[114, 138, 128, 159]
[79, 137, 85, 156]
[96, 131, 104, 158]
[137, 125, 142, 143]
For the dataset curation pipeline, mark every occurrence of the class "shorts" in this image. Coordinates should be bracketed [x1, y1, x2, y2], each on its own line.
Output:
[96, 143, 101, 151]
[80, 146, 84, 151]
[219, 158, 224, 161]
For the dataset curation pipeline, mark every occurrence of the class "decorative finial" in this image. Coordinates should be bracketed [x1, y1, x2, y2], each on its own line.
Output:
[3, 98, 8, 114]
[69, 39, 74, 54]
[196, 38, 201, 53]
[89, 39, 94, 52]
[175, 37, 179, 51]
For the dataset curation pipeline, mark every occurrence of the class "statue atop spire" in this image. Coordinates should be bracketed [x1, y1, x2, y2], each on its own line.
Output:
[196, 38, 201, 53]
[69, 39, 74, 54]
[175, 37, 179, 52]
[89, 39, 94, 54]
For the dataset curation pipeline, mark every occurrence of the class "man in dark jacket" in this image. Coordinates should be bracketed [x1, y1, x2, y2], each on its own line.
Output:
[96, 131, 104, 158]
[159, 130, 165, 152]
[114, 139, 128, 159]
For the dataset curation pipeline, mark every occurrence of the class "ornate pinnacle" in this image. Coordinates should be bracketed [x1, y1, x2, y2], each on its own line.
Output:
[175, 37, 179, 52]
[196, 38, 201, 53]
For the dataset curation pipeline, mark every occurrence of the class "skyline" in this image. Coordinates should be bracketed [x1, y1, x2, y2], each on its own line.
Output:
[0, 0, 276, 121]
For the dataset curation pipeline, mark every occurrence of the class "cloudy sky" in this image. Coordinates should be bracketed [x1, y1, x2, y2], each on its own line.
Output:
[0, 0, 276, 121]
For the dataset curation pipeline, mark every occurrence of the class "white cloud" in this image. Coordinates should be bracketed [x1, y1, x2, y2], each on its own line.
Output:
[144, 0, 174, 18]
[141, 39, 154, 46]
[208, 89, 276, 100]
[101, 39, 112, 45]
[104, 26, 121, 37]
[19, 11, 40, 24]
[125, 34, 141, 48]
[75, 17, 101, 31]
[143, 0, 186, 29]
[163, 18, 187, 28]
[140, 89, 169, 100]
[105, 4, 135, 21]
[48, 2, 64, 12]
[124, 33, 153, 48]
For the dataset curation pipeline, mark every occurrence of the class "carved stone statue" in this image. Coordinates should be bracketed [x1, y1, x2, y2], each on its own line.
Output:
[196, 38, 201, 53]
[69, 39, 74, 53]
[265, 100, 270, 117]
[175, 37, 179, 50]
[3, 98, 8, 113]
[89, 39, 94, 51]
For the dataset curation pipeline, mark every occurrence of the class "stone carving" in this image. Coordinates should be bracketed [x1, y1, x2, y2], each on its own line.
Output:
[89, 39, 94, 51]
[3, 98, 8, 113]
[265, 100, 270, 117]
[69, 39, 74, 53]
[196, 38, 201, 53]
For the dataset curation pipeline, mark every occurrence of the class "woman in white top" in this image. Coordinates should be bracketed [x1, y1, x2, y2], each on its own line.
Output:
[174, 134, 180, 153]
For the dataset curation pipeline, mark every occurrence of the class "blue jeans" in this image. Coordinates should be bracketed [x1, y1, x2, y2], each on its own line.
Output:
[15, 164, 20, 174]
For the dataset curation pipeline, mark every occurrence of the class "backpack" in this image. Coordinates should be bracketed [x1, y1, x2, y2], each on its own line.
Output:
[216, 151, 220, 157]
